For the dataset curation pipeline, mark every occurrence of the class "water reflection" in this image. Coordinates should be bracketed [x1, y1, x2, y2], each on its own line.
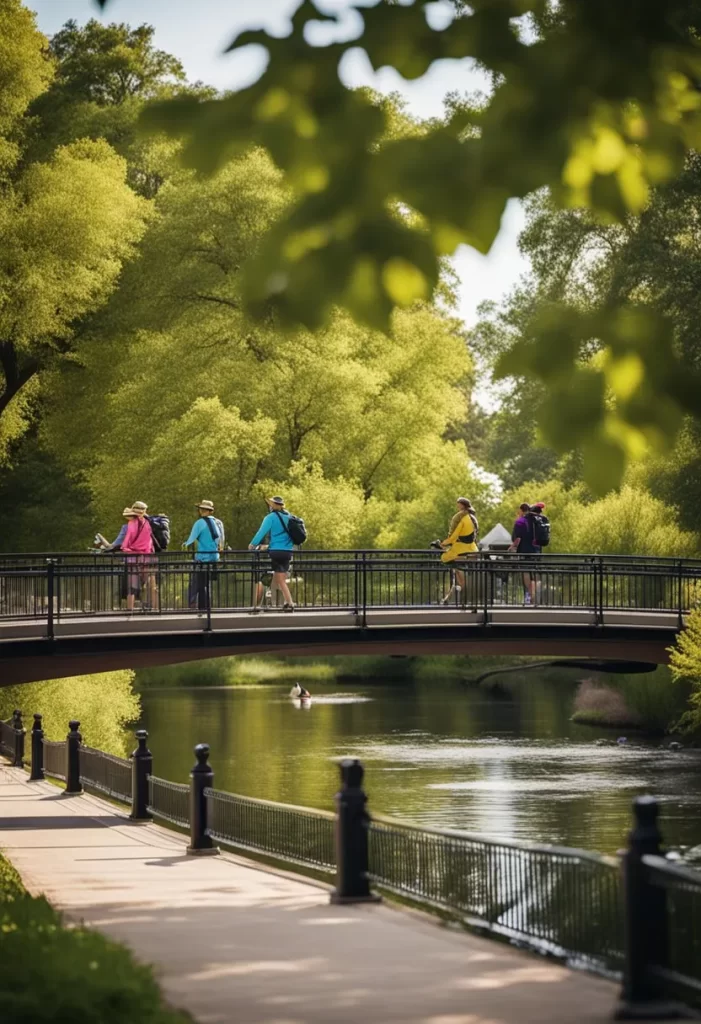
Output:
[136, 679, 701, 855]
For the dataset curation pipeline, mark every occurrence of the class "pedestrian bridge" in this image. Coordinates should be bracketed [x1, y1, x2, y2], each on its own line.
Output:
[0, 551, 696, 684]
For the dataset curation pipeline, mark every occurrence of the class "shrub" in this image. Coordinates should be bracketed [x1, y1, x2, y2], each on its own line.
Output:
[0, 853, 191, 1024]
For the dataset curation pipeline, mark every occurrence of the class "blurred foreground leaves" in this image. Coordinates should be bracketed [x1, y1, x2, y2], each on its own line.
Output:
[95, 1, 701, 487]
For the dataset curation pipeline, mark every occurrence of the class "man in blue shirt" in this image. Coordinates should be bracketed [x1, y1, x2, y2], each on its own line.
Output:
[183, 500, 222, 612]
[248, 496, 295, 613]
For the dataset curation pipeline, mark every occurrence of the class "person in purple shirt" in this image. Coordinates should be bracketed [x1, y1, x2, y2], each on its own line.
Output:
[509, 502, 540, 605]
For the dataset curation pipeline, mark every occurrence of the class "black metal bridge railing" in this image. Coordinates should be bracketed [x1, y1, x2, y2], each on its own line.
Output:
[0, 551, 699, 630]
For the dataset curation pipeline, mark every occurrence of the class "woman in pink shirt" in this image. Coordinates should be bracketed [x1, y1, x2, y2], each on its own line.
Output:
[122, 501, 157, 613]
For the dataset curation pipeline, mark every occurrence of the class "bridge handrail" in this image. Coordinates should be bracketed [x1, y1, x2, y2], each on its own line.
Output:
[1, 549, 701, 565]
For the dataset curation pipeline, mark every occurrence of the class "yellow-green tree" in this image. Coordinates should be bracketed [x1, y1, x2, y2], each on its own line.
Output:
[0, 671, 140, 757]
[0, 2, 150, 462]
[44, 148, 483, 548]
[669, 609, 701, 732]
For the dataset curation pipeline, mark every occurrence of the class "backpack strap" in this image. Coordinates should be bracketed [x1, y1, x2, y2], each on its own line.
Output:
[203, 516, 220, 544]
[273, 510, 292, 540]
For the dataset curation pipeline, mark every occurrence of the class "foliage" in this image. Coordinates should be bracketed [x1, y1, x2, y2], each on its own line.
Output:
[0, 852, 192, 1024]
[571, 668, 687, 732]
[486, 482, 698, 557]
[41, 146, 480, 549]
[0, 671, 140, 757]
[49, 19, 186, 105]
[0, 0, 53, 173]
[0, 10, 151, 463]
[669, 607, 701, 731]
[91, 0, 701, 488]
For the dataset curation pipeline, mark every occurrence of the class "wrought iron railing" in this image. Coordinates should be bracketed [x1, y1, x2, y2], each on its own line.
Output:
[0, 551, 699, 626]
[79, 746, 132, 803]
[205, 788, 336, 873]
[42, 738, 66, 780]
[644, 855, 701, 1007]
[368, 815, 623, 973]
[147, 775, 189, 827]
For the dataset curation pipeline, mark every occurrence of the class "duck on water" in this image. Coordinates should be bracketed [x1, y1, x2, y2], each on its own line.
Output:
[290, 683, 311, 702]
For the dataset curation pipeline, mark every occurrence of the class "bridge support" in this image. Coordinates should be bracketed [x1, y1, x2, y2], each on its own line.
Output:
[331, 759, 380, 905]
[187, 743, 219, 856]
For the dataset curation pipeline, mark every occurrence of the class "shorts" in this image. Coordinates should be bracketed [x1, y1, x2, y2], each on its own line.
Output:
[269, 550, 292, 574]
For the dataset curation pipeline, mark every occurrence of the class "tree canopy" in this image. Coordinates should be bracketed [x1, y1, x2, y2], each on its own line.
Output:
[90, 0, 701, 488]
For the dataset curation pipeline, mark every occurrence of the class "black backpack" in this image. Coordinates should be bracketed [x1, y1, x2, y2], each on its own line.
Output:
[274, 510, 307, 546]
[147, 514, 170, 552]
[529, 512, 550, 548]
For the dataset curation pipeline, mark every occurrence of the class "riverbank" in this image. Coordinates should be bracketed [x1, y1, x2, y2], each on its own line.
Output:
[134, 653, 556, 689]
[0, 848, 190, 1024]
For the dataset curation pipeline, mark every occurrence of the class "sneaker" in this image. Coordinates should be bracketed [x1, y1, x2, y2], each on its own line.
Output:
[249, 607, 262, 615]
[283, 604, 295, 613]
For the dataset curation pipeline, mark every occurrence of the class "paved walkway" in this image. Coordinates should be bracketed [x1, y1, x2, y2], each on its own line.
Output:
[1, 764, 626, 1024]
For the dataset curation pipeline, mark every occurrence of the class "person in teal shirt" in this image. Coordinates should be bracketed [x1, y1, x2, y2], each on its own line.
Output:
[249, 496, 295, 613]
[183, 500, 222, 611]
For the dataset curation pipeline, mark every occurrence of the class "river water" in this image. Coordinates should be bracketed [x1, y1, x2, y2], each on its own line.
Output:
[137, 678, 701, 858]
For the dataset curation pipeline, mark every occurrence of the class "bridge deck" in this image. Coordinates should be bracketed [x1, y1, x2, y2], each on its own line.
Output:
[0, 763, 622, 1023]
[0, 606, 684, 641]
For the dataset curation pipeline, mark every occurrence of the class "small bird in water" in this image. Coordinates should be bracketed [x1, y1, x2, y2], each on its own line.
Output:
[291, 683, 311, 700]
[617, 736, 628, 745]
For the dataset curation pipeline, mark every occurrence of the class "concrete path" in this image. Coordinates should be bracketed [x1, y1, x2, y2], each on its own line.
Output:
[0, 763, 625, 1024]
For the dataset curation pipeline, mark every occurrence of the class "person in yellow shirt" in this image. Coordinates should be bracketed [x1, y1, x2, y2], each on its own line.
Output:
[440, 497, 479, 605]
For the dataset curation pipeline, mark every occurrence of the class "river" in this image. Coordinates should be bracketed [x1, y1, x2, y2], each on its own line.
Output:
[136, 677, 701, 858]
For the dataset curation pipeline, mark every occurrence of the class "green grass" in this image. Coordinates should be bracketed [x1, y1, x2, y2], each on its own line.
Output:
[0, 851, 191, 1024]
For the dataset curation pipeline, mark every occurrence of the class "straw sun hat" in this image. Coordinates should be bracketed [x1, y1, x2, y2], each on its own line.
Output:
[196, 500, 215, 512]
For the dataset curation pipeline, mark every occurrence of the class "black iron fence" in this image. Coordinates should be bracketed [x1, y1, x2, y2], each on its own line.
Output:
[80, 746, 132, 803]
[42, 739, 66, 781]
[205, 788, 336, 873]
[0, 550, 700, 626]
[3, 718, 700, 1014]
[148, 776, 190, 828]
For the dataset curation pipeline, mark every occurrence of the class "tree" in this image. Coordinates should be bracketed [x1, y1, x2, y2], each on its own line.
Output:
[0, 8, 151, 464]
[0, 670, 140, 756]
[48, 19, 186, 106]
[85, 0, 701, 488]
[669, 609, 701, 732]
[42, 147, 483, 548]
[0, 138, 148, 457]
[28, 18, 199, 198]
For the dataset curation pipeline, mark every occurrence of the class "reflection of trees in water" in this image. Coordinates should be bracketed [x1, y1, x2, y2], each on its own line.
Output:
[0, 671, 140, 758]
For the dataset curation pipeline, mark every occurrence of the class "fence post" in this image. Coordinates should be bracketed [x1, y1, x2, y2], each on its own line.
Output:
[205, 564, 212, 632]
[361, 552, 367, 629]
[65, 720, 82, 795]
[130, 729, 152, 822]
[677, 559, 683, 629]
[46, 558, 55, 641]
[616, 796, 672, 1019]
[11, 709, 25, 768]
[187, 743, 219, 855]
[331, 758, 381, 905]
[29, 714, 44, 781]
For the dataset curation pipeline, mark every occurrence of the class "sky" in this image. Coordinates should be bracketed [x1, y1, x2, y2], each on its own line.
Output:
[28, 0, 529, 329]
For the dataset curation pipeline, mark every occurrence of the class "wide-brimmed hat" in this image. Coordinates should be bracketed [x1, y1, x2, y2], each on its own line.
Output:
[122, 507, 136, 517]
[196, 500, 215, 512]
[268, 496, 285, 506]
[132, 500, 148, 512]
